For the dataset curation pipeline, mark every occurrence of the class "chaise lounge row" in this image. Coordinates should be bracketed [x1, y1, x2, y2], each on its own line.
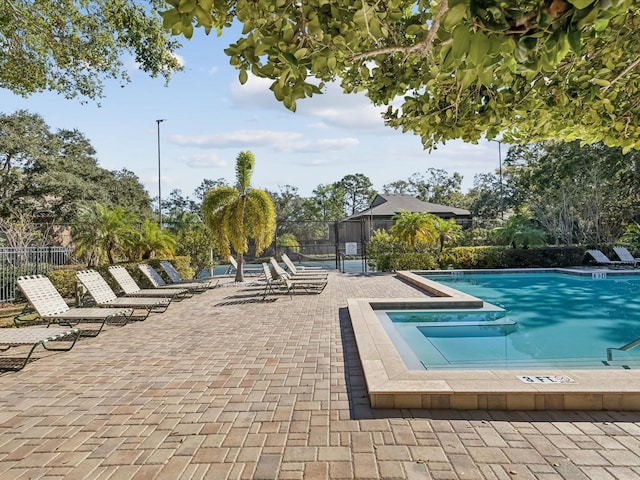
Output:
[1, 262, 218, 373]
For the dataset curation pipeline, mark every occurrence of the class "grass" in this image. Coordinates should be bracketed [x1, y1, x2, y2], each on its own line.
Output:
[0, 303, 30, 328]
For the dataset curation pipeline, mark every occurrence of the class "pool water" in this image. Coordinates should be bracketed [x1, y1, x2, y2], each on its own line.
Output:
[378, 273, 640, 370]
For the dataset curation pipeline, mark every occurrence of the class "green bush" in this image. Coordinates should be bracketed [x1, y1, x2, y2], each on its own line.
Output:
[390, 253, 440, 271]
[502, 247, 585, 268]
[48, 266, 86, 298]
[438, 246, 507, 269]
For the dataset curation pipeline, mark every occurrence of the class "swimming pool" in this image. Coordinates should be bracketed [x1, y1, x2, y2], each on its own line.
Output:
[379, 272, 640, 370]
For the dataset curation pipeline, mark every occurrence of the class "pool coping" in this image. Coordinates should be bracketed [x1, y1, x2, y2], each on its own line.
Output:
[347, 270, 640, 410]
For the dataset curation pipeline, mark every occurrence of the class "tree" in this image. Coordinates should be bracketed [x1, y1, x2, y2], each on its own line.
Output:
[492, 215, 546, 249]
[136, 219, 176, 260]
[389, 210, 436, 252]
[338, 174, 377, 216]
[201, 151, 276, 282]
[506, 141, 640, 245]
[384, 169, 463, 205]
[433, 217, 463, 252]
[2, 0, 182, 100]
[164, 1, 640, 151]
[0, 110, 154, 223]
[312, 183, 346, 221]
[268, 185, 326, 244]
[72, 203, 138, 266]
[466, 173, 503, 226]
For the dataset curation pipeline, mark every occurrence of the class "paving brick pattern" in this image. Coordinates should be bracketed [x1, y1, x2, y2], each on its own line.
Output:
[1, 273, 639, 479]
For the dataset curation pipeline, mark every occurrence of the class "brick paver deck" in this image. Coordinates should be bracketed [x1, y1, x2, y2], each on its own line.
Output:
[1, 273, 639, 479]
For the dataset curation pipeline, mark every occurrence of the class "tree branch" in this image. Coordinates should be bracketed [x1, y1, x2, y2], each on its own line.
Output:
[603, 56, 640, 92]
[348, 2, 448, 62]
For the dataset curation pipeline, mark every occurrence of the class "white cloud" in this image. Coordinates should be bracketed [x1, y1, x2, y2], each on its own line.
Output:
[180, 153, 227, 168]
[228, 75, 390, 134]
[208, 66, 219, 75]
[169, 130, 358, 154]
[170, 130, 303, 149]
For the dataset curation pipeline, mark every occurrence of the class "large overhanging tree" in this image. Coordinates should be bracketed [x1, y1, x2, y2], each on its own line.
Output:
[162, 0, 640, 151]
[1, 0, 182, 99]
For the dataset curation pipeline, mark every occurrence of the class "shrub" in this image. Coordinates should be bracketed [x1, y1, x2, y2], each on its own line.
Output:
[502, 247, 585, 268]
[48, 266, 86, 298]
[390, 253, 440, 271]
[438, 246, 507, 269]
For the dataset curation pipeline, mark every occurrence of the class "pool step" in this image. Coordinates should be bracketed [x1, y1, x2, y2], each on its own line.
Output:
[417, 318, 516, 327]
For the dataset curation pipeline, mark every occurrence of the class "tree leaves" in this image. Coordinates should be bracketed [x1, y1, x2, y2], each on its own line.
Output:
[162, 0, 640, 150]
[2, 0, 183, 100]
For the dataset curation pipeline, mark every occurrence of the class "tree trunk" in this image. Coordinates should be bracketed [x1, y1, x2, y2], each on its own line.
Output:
[235, 253, 245, 283]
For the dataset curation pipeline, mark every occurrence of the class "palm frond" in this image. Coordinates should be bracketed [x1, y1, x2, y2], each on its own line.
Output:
[235, 151, 255, 194]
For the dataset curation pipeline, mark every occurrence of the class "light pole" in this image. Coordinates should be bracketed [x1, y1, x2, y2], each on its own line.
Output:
[491, 139, 504, 220]
[156, 119, 166, 227]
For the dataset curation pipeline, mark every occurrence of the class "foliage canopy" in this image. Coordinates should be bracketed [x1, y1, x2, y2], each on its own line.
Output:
[164, 0, 640, 151]
[1, 0, 182, 99]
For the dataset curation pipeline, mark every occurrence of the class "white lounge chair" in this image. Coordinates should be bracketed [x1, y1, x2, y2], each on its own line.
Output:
[159, 260, 219, 289]
[108, 266, 190, 300]
[268, 259, 327, 293]
[16, 275, 133, 337]
[281, 252, 324, 271]
[226, 256, 263, 276]
[76, 270, 171, 320]
[138, 264, 207, 294]
[0, 326, 80, 372]
[280, 254, 328, 279]
[613, 246, 640, 267]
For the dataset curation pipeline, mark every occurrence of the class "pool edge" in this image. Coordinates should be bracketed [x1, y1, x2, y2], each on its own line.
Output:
[347, 270, 640, 410]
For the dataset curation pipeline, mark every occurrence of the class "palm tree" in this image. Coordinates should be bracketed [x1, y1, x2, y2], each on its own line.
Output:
[137, 219, 177, 259]
[389, 210, 436, 251]
[492, 215, 546, 248]
[201, 151, 276, 282]
[72, 203, 138, 266]
[433, 217, 463, 252]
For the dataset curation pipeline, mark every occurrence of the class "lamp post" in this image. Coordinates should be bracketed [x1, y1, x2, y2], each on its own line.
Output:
[491, 139, 504, 220]
[156, 119, 166, 227]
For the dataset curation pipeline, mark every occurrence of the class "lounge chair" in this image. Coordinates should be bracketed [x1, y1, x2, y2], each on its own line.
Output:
[226, 256, 263, 276]
[268, 259, 327, 294]
[76, 270, 171, 320]
[280, 254, 328, 278]
[159, 260, 219, 289]
[270, 257, 328, 283]
[138, 264, 207, 294]
[261, 263, 294, 300]
[0, 326, 80, 372]
[613, 246, 640, 267]
[585, 249, 628, 267]
[16, 275, 133, 337]
[108, 266, 190, 300]
[281, 252, 324, 271]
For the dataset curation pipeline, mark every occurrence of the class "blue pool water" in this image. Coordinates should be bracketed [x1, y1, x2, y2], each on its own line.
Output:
[378, 273, 640, 370]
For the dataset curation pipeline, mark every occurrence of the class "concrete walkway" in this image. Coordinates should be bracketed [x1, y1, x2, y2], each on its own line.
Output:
[0, 273, 639, 479]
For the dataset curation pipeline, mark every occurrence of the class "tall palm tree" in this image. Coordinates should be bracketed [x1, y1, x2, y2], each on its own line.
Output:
[389, 210, 436, 251]
[201, 151, 276, 282]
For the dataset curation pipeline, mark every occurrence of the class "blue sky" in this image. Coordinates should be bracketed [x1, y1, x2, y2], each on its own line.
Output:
[0, 26, 503, 201]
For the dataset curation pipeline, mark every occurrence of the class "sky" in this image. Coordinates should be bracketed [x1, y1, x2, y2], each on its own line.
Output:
[0, 26, 504, 202]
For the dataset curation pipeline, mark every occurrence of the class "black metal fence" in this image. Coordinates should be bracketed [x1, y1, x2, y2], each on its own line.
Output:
[0, 247, 73, 302]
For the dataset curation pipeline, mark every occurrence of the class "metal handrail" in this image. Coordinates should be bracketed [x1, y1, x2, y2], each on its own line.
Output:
[606, 338, 640, 361]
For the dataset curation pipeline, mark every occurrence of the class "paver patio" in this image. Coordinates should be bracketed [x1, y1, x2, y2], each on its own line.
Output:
[0, 272, 639, 479]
